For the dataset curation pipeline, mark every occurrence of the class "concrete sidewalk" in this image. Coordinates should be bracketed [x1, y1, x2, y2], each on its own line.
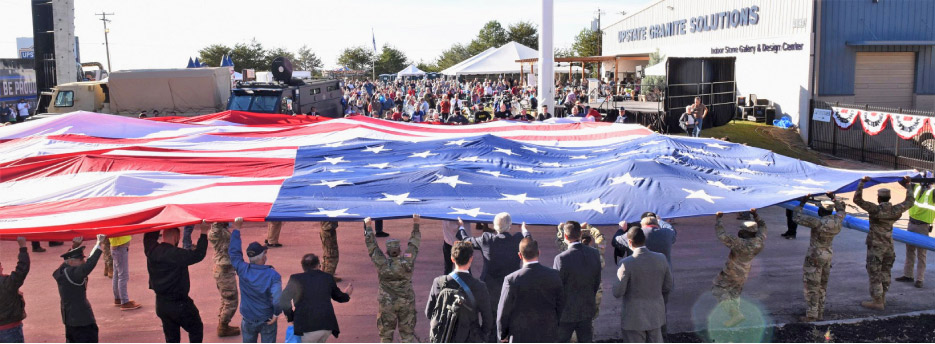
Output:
[1, 189, 932, 342]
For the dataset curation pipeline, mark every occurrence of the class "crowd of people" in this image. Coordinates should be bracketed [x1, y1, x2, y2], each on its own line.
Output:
[0, 99, 34, 126]
[334, 77, 613, 125]
[0, 176, 931, 343]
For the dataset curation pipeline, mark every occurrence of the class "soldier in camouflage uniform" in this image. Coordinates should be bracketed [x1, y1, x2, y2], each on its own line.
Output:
[792, 194, 846, 322]
[854, 176, 914, 310]
[320, 221, 341, 281]
[712, 209, 767, 327]
[556, 222, 606, 321]
[208, 221, 240, 337]
[100, 237, 114, 278]
[364, 215, 421, 343]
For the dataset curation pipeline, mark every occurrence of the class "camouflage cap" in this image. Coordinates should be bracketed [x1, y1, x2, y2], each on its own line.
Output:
[740, 221, 758, 233]
[385, 239, 401, 250]
[878, 188, 891, 197]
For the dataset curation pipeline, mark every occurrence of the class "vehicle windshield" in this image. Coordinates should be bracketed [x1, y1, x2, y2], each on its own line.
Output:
[228, 94, 280, 113]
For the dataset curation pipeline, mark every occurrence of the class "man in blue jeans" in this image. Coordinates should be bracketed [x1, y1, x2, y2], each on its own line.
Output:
[229, 217, 283, 343]
[689, 96, 708, 137]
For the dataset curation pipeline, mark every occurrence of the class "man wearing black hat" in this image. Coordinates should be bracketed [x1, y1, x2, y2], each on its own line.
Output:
[53, 234, 106, 343]
[145, 221, 210, 343]
[229, 217, 283, 343]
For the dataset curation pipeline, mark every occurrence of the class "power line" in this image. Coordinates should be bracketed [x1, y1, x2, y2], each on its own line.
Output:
[96, 11, 114, 72]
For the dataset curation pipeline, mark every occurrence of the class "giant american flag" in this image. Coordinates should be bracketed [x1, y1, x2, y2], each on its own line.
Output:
[0, 111, 918, 241]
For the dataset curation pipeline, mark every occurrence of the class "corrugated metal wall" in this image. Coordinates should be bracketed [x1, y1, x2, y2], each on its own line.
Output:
[818, 0, 935, 96]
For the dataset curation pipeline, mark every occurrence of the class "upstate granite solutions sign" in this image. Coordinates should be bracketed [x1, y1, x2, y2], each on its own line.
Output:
[617, 5, 761, 43]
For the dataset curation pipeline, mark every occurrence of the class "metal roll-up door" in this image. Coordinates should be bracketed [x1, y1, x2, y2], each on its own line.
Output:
[854, 52, 915, 108]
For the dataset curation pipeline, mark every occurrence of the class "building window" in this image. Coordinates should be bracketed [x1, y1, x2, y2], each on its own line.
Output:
[310, 88, 321, 95]
[55, 91, 74, 107]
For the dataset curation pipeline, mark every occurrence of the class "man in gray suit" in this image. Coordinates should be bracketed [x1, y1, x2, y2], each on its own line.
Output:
[497, 238, 563, 343]
[457, 213, 530, 314]
[641, 215, 677, 266]
[613, 227, 673, 343]
[553, 221, 602, 342]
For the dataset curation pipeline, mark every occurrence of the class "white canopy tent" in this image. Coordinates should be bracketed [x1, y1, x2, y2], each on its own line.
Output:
[442, 42, 588, 76]
[644, 57, 667, 76]
[397, 64, 426, 77]
[440, 47, 497, 75]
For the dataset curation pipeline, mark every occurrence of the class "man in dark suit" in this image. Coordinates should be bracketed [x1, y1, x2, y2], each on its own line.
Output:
[553, 221, 602, 342]
[426, 241, 495, 342]
[613, 227, 673, 343]
[144, 223, 210, 343]
[457, 213, 530, 314]
[280, 253, 353, 343]
[497, 238, 564, 343]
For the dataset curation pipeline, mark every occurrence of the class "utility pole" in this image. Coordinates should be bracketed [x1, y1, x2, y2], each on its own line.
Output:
[96, 12, 114, 72]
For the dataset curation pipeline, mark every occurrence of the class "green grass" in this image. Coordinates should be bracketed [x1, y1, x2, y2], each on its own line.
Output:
[698, 121, 824, 165]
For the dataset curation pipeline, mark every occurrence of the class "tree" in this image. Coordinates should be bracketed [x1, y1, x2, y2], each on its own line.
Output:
[265, 47, 297, 67]
[294, 45, 323, 72]
[570, 28, 601, 57]
[417, 61, 439, 73]
[469, 20, 509, 54]
[336, 46, 374, 71]
[374, 44, 409, 76]
[198, 44, 232, 67]
[554, 47, 573, 58]
[507, 21, 539, 49]
[434, 43, 472, 71]
[641, 48, 666, 96]
[230, 39, 268, 71]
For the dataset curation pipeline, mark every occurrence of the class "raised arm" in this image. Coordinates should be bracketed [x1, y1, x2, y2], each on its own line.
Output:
[406, 215, 421, 261]
[793, 196, 821, 228]
[143, 230, 160, 256]
[715, 213, 740, 249]
[229, 218, 247, 274]
[4, 238, 29, 290]
[751, 209, 768, 241]
[69, 235, 105, 279]
[854, 177, 878, 213]
[893, 178, 916, 213]
[363, 218, 387, 268]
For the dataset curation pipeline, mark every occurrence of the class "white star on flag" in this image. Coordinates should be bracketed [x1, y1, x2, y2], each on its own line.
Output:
[640, 140, 663, 147]
[540, 162, 564, 168]
[682, 189, 724, 203]
[592, 147, 615, 153]
[323, 141, 345, 148]
[320, 156, 349, 165]
[365, 162, 392, 169]
[433, 174, 471, 188]
[688, 147, 709, 154]
[478, 170, 508, 178]
[521, 146, 542, 154]
[655, 156, 682, 164]
[610, 172, 645, 186]
[618, 150, 644, 157]
[363, 145, 391, 154]
[458, 156, 481, 162]
[446, 139, 469, 146]
[493, 147, 518, 156]
[375, 171, 401, 176]
[378, 192, 421, 205]
[795, 178, 829, 186]
[327, 168, 349, 173]
[720, 173, 750, 180]
[511, 166, 538, 173]
[312, 180, 352, 188]
[678, 152, 699, 159]
[569, 155, 591, 160]
[448, 207, 494, 218]
[410, 151, 439, 158]
[734, 168, 760, 174]
[572, 168, 597, 175]
[540, 180, 574, 187]
[574, 198, 616, 214]
[307, 208, 358, 218]
[744, 158, 771, 166]
[705, 142, 729, 149]
[707, 180, 739, 190]
[499, 193, 540, 204]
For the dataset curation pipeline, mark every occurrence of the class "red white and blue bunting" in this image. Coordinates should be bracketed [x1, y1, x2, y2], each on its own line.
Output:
[831, 107, 932, 140]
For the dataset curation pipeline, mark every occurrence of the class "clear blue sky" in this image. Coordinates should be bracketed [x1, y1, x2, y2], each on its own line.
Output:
[1, 0, 653, 70]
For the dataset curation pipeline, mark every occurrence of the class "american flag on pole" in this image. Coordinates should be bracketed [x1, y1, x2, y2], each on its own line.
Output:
[0, 111, 915, 240]
[372, 28, 378, 53]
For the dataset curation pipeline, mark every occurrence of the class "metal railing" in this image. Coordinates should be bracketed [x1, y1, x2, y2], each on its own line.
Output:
[808, 100, 935, 171]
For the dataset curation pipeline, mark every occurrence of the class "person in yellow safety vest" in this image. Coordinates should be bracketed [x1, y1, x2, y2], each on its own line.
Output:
[895, 182, 934, 288]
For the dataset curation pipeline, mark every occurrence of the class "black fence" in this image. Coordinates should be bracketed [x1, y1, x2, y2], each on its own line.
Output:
[808, 100, 935, 171]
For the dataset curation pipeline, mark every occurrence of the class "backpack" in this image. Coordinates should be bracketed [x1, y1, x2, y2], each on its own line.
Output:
[429, 273, 478, 343]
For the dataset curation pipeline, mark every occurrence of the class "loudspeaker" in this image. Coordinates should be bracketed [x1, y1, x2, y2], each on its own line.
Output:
[270, 57, 294, 83]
